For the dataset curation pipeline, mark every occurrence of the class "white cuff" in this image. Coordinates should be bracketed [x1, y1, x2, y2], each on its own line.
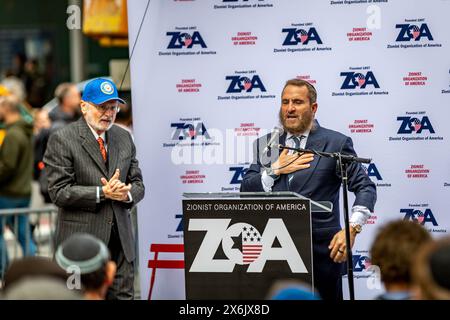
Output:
[96, 186, 100, 204]
[261, 170, 274, 192]
[125, 191, 133, 203]
[350, 205, 371, 225]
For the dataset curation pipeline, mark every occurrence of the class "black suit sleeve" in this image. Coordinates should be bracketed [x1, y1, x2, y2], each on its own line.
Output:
[240, 138, 265, 192]
[339, 137, 377, 212]
[44, 131, 98, 211]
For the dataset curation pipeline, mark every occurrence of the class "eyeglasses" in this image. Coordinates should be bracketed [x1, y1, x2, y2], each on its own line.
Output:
[89, 102, 120, 114]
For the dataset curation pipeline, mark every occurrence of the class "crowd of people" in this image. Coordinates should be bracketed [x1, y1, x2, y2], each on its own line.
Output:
[266, 220, 450, 301]
[0, 219, 449, 300]
[1, 233, 116, 300]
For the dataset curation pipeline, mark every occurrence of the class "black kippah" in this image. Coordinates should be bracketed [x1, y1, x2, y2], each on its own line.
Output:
[55, 233, 109, 274]
[62, 234, 101, 261]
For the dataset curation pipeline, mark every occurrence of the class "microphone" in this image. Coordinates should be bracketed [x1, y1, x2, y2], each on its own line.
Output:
[263, 127, 284, 153]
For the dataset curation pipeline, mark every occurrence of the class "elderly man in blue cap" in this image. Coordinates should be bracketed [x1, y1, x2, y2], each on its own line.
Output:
[44, 78, 145, 299]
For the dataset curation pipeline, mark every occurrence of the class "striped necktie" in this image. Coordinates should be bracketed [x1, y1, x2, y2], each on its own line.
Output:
[97, 137, 107, 162]
[288, 135, 305, 187]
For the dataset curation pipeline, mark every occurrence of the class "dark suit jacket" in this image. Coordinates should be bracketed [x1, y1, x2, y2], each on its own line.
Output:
[43, 117, 145, 262]
[241, 123, 376, 231]
[240, 122, 376, 299]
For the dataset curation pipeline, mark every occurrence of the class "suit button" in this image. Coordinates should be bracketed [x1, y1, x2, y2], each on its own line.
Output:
[107, 219, 113, 225]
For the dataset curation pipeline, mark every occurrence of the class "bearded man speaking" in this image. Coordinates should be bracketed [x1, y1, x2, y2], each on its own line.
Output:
[240, 79, 376, 300]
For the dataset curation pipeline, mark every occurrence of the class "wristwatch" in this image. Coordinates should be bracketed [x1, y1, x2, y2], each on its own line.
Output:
[350, 223, 362, 235]
[266, 167, 280, 180]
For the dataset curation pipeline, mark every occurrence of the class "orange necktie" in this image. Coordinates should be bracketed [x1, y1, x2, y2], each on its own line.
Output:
[97, 137, 107, 162]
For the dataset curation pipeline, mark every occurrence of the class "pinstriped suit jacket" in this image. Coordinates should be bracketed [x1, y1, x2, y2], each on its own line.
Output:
[43, 117, 145, 262]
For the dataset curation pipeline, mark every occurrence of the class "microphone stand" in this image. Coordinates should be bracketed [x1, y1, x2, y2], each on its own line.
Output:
[277, 144, 371, 301]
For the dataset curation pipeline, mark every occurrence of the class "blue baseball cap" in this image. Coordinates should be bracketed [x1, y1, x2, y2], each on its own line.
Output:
[81, 78, 125, 105]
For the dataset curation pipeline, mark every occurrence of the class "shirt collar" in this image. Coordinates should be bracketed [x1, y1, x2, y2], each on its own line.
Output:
[86, 123, 106, 142]
[286, 128, 311, 141]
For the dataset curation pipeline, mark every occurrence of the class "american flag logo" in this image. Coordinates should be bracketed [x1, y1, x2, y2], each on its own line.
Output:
[356, 73, 366, 87]
[241, 77, 253, 91]
[413, 118, 422, 131]
[411, 25, 420, 39]
[188, 129, 196, 138]
[415, 210, 425, 224]
[241, 224, 263, 264]
[181, 33, 192, 47]
[363, 257, 372, 270]
[298, 29, 309, 43]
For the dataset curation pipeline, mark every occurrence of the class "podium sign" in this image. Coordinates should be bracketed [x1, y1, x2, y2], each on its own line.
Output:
[183, 197, 313, 299]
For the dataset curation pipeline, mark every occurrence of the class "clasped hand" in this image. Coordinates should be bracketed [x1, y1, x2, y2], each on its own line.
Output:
[101, 169, 131, 202]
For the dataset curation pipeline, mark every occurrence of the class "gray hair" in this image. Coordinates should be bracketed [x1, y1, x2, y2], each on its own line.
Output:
[1, 77, 26, 102]
[54, 83, 76, 104]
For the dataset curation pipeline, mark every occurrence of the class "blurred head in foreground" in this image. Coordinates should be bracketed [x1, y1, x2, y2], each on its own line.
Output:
[413, 237, 450, 300]
[370, 220, 431, 300]
[55, 233, 116, 300]
[267, 279, 321, 300]
[1, 256, 82, 300]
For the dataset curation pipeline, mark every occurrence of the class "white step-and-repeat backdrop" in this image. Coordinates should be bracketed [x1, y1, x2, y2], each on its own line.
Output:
[127, 0, 450, 300]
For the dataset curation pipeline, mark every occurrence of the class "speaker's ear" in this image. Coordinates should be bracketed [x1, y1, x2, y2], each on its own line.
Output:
[311, 102, 318, 115]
